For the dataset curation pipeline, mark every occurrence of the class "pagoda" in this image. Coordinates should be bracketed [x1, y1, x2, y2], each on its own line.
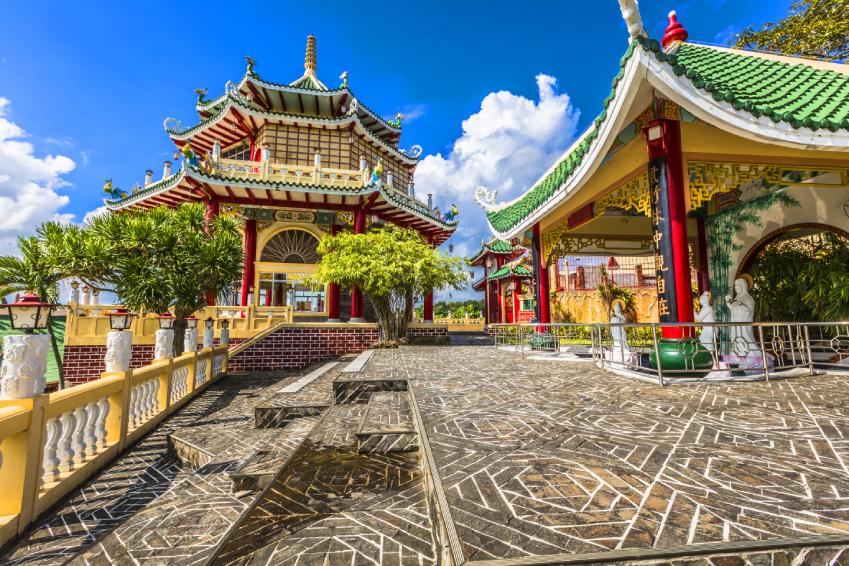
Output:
[469, 239, 532, 325]
[106, 36, 456, 322]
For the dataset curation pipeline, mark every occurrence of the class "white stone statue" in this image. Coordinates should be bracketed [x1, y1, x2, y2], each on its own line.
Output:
[609, 299, 630, 363]
[183, 328, 198, 354]
[105, 330, 132, 373]
[0, 334, 49, 399]
[154, 329, 174, 361]
[726, 277, 756, 356]
[694, 291, 715, 351]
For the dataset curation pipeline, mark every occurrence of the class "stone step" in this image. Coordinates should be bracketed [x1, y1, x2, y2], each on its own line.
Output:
[355, 391, 417, 453]
[253, 361, 344, 428]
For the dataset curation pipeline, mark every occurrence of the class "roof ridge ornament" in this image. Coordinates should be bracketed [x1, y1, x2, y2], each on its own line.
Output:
[618, 0, 647, 41]
[474, 186, 499, 211]
[305, 35, 317, 72]
[661, 10, 688, 51]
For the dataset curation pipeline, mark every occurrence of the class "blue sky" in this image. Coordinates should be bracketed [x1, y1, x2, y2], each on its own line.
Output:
[0, 0, 790, 299]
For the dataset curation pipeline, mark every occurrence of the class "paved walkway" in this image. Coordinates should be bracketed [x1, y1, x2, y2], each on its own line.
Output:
[395, 345, 849, 563]
[5, 340, 849, 564]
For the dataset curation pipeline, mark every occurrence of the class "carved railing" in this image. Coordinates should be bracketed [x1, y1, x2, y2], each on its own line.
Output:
[0, 345, 228, 547]
[65, 303, 293, 345]
[211, 157, 366, 189]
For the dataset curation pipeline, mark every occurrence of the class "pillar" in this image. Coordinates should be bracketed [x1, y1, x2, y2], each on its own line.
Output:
[183, 328, 198, 353]
[105, 330, 132, 373]
[696, 217, 710, 295]
[327, 225, 341, 322]
[203, 325, 215, 349]
[349, 210, 366, 322]
[531, 223, 551, 324]
[512, 276, 521, 324]
[154, 329, 174, 361]
[423, 235, 434, 323]
[643, 116, 695, 337]
[205, 200, 220, 306]
[0, 334, 49, 399]
[240, 219, 257, 307]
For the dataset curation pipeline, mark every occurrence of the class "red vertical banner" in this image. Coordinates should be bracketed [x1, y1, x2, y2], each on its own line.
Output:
[644, 119, 695, 338]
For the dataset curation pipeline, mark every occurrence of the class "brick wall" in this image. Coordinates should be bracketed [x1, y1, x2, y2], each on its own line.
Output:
[63, 345, 155, 386]
[227, 325, 447, 373]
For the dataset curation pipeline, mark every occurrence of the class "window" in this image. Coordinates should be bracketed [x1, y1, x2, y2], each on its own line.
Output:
[222, 142, 250, 161]
[257, 272, 325, 314]
[260, 229, 321, 264]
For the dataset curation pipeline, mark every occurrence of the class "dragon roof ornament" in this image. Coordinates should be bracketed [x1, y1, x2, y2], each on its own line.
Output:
[474, 186, 500, 211]
[618, 0, 647, 41]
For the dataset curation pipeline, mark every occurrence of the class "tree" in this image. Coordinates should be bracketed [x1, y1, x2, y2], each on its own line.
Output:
[0, 236, 66, 388]
[313, 225, 467, 344]
[734, 0, 849, 62]
[47, 204, 243, 355]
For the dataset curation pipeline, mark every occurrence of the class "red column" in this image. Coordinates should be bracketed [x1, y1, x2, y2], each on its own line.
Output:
[423, 235, 434, 323]
[327, 225, 341, 321]
[512, 276, 521, 323]
[350, 210, 366, 321]
[644, 117, 695, 338]
[240, 219, 257, 307]
[696, 217, 709, 295]
[205, 200, 220, 305]
[531, 223, 551, 324]
[483, 269, 490, 326]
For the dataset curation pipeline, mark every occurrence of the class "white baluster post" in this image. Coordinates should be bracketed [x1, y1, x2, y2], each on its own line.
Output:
[0, 334, 49, 399]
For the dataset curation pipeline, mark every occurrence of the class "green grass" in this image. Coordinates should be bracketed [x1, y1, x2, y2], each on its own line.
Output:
[0, 315, 65, 384]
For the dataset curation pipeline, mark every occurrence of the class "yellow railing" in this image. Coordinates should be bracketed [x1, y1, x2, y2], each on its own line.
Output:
[65, 303, 293, 346]
[212, 157, 365, 189]
[0, 345, 229, 547]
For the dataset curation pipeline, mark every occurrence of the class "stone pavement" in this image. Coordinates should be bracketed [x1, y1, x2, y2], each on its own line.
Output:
[5, 338, 849, 565]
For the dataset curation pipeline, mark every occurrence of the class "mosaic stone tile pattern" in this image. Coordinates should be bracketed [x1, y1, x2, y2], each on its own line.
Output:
[1, 371, 315, 566]
[212, 403, 435, 565]
[376, 345, 849, 563]
[356, 391, 418, 453]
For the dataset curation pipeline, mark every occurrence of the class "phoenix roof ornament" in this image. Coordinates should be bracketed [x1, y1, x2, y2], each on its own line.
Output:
[618, 0, 647, 41]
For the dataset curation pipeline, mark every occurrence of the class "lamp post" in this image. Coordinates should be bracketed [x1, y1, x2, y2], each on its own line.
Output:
[155, 312, 175, 361]
[220, 318, 230, 347]
[104, 307, 136, 373]
[184, 315, 199, 353]
[203, 317, 215, 349]
[0, 293, 54, 399]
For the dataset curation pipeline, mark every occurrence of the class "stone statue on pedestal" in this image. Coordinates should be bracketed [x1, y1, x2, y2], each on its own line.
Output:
[726, 277, 756, 356]
[694, 291, 715, 352]
[609, 299, 631, 364]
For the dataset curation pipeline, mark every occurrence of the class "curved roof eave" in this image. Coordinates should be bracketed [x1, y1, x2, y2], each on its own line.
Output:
[168, 94, 418, 165]
[483, 43, 849, 240]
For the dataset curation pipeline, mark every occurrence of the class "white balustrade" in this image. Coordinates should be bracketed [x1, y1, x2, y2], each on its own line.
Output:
[195, 359, 208, 387]
[171, 366, 189, 401]
[129, 378, 160, 430]
[212, 353, 225, 379]
[42, 417, 62, 484]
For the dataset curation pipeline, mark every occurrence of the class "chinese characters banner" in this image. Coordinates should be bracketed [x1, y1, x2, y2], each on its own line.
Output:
[649, 155, 677, 324]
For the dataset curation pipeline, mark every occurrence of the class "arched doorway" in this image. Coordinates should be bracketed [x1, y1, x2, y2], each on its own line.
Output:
[256, 228, 325, 315]
[736, 223, 849, 321]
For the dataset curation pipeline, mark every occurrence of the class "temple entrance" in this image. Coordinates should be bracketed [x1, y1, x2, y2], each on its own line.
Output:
[256, 228, 326, 316]
[738, 224, 849, 322]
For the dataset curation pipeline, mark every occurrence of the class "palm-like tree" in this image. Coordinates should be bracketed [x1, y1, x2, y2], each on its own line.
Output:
[0, 236, 66, 388]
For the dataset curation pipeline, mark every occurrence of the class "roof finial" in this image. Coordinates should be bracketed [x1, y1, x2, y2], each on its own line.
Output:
[305, 35, 317, 73]
[618, 0, 646, 41]
[662, 10, 688, 50]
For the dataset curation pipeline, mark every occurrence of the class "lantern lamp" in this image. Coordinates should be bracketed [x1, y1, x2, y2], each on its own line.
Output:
[185, 315, 198, 330]
[221, 319, 230, 330]
[5, 292, 54, 333]
[106, 307, 135, 331]
[70, 280, 80, 290]
[205, 316, 214, 330]
[158, 312, 175, 329]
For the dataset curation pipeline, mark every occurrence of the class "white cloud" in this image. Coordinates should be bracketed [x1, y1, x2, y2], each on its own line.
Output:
[414, 74, 580, 300]
[82, 205, 108, 225]
[0, 97, 76, 254]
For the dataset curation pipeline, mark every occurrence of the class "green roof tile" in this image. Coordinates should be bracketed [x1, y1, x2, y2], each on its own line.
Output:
[486, 38, 849, 234]
[486, 264, 532, 281]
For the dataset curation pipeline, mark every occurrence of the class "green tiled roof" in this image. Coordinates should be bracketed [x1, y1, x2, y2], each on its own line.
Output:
[486, 37, 849, 234]
[487, 264, 532, 281]
[469, 239, 516, 264]
[0, 316, 65, 384]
